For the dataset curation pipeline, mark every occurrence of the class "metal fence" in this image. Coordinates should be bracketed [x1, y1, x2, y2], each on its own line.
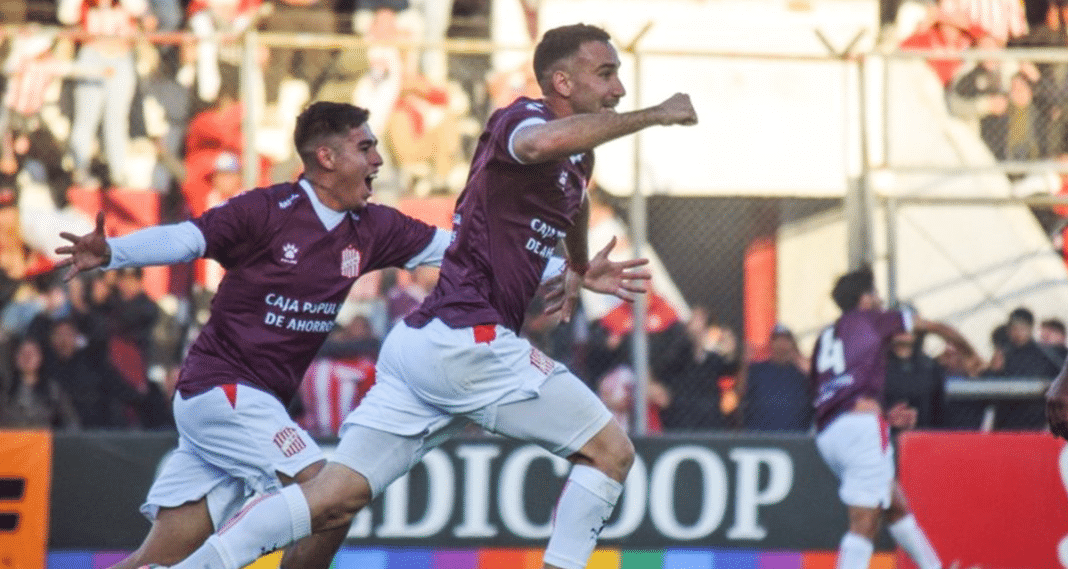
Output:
[2, 24, 1066, 435]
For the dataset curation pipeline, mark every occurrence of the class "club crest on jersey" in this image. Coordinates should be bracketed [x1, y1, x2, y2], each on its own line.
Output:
[529, 348, 554, 375]
[341, 246, 361, 278]
[272, 427, 307, 457]
[281, 243, 299, 264]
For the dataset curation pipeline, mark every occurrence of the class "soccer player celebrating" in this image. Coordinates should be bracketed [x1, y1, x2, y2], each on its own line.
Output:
[55, 102, 461, 569]
[812, 266, 973, 569]
[157, 23, 695, 569]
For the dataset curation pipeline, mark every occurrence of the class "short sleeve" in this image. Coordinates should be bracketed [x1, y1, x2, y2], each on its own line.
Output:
[192, 190, 271, 268]
[360, 205, 438, 272]
[876, 309, 910, 340]
[488, 100, 552, 166]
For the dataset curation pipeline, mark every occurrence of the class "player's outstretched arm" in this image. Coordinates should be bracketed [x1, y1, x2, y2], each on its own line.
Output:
[54, 211, 111, 281]
[1047, 360, 1068, 440]
[512, 93, 698, 164]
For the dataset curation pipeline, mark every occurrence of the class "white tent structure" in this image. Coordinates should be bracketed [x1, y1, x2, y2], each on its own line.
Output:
[524, 0, 1068, 357]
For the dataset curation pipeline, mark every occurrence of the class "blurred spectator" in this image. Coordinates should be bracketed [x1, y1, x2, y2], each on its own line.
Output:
[739, 324, 813, 432]
[186, 0, 259, 104]
[385, 265, 438, 329]
[939, 0, 1027, 44]
[947, 34, 1043, 159]
[983, 321, 1010, 375]
[1003, 306, 1063, 377]
[47, 317, 143, 428]
[1008, 0, 1068, 157]
[258, 0, 338, 113]
[596, 364, 667, 434]
[884, 330, 947, 429]
[1040, 317, 1068, 363]
[0, 336, 80, 429]
[181, 79, 270, 218]
[296, 315, 380, 437]
[657, 307, 737, 431]
[105, 267, 161, 390]
[900, 7, 987, 89]
[58, 0, 153, 188]
[999, 71, 1044, 162]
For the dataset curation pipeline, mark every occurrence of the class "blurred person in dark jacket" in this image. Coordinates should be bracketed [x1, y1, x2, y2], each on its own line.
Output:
[0, 336, 80, 429]
[47, 317, 142, 428]
[740, 324, 813, 431]
[884, 330, 946, 430]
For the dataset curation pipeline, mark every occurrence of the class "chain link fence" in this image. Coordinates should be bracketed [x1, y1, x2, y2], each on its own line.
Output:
[4, 20, 1067, 435]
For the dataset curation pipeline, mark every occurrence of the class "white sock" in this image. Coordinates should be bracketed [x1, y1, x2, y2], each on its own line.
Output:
[173, 484, 312, 569]
[836, 532, 874, 569]
[543, 465, 623, 569]
[889, 515, 942, 569]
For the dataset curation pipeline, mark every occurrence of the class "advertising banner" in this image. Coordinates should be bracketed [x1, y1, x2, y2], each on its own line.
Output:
[898, 432, 1068, 569]
[50, 432, 865, 551]
[0, 431, 52, 569]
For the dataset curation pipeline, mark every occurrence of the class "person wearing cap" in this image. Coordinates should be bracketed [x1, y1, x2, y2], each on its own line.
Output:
[738, 324, 813, 431]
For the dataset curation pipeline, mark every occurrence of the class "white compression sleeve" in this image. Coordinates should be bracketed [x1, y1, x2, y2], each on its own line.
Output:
[103, 221, 206, 270]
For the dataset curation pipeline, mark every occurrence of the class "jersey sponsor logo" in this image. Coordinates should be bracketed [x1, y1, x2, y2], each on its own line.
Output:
[529, 348, 554, 375]
[278, 193, 300, 208]
[272, 427, 307, 457]
[341, 246, 361, 278]
[281, 243, 299, 264]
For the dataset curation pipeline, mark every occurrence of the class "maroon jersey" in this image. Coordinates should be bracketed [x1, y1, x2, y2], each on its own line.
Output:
[810, 308, 913, 430]
[180, 181, 435, 404]
[407, 97, 592, 333]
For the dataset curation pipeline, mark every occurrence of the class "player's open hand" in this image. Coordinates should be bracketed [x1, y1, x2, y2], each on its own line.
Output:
[657, 93, 698, 126]
[54, 211, 110, 281]
[582, 236, 651, 301]
[1047, 372, 1068, 440]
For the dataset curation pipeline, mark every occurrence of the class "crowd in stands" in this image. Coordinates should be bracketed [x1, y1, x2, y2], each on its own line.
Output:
[2, 0, 1067, 434]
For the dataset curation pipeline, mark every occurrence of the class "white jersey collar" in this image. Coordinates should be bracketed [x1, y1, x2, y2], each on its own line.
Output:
[298, 178, 347, 231]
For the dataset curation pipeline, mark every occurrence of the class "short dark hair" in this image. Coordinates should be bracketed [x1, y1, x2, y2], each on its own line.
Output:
[533, 23, 612, 91]
[293, 102, 371, 166]
[832, 265, 875, 312]
[1009, 306, 1034, 326]
[1042, 318, 1067, 335]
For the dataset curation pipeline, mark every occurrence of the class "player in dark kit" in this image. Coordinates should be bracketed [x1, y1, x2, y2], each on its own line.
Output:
[55, 102, 458, 569]
[811, 266, 974, 569]
[158, 23, 696, 569]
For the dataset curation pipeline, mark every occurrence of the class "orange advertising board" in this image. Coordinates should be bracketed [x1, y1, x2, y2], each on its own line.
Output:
[0, 431, 51, 569]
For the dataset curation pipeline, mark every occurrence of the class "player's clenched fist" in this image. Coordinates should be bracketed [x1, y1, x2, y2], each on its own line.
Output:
[655, 93, 698, 126]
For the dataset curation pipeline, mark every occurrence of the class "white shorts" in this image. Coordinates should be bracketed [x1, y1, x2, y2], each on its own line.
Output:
[142, 384, 323, 527]
[337, 319, 613, 496]
[815, 412, 895, 509]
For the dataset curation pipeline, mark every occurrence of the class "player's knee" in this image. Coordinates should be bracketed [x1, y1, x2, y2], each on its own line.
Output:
[596, 429, 635, 482]
[305, 467, 372, 531]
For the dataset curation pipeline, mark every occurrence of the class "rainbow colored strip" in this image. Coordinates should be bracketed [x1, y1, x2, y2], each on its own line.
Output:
[46, 547, 898, 569]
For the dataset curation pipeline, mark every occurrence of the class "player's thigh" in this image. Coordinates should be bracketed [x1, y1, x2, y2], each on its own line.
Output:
[175, 384, 325, 489]
[474, 369, 613, 458]
[817, 413, 893, 509]
[330, 419, 467, 499]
